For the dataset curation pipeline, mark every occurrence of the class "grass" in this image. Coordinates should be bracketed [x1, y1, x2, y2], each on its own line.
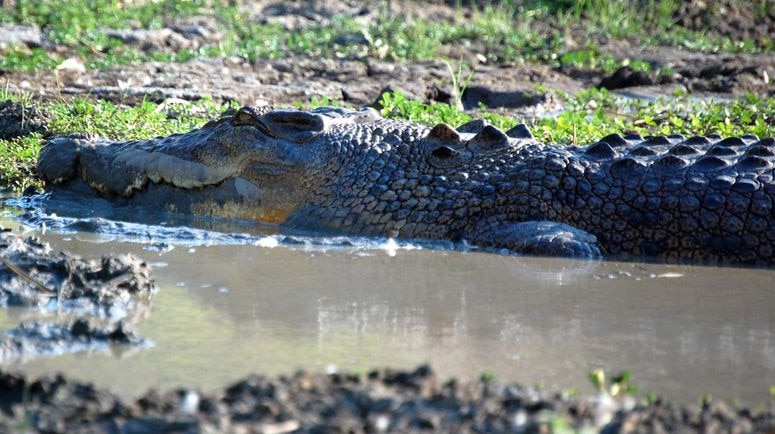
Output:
[0, 1, 207, 70]
[0, 0, 772, 71]
[45, 97, 227, 140]
[0, 135, 41, 191]
[378, 89, 775, 144]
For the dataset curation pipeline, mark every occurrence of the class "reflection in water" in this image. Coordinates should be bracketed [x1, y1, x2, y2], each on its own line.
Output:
[0, 215, 773, 404]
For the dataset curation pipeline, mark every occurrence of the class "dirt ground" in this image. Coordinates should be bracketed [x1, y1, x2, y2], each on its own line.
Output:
[0, 0, 773, 119]
[1, 363, 774, 433]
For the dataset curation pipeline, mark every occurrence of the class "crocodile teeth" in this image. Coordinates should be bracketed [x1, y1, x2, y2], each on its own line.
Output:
[116, 150, 236, 194]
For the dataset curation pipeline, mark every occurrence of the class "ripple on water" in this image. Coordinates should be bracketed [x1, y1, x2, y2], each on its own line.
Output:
[10, 207, 425, 255]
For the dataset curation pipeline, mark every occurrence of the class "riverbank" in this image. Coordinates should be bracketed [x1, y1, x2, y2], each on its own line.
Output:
[1, 364, 773, 433]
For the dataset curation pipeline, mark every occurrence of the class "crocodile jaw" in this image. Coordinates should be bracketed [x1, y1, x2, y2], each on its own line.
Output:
[37, 123, 326, 225]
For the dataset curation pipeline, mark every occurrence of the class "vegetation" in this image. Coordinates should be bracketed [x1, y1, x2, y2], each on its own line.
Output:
[588, 368, 639, 397]
[0, 0, 772, 72]
[377, 89, 775, 143]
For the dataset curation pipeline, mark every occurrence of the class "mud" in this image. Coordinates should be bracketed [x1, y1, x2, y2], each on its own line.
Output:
[0, 230, 153, 362]
[0, 100, 49, 140]
[0, 365, 772, 433]
[0, 231, 153, 311]
[0, 319, 146, 363]
[674, 0, 775, 42]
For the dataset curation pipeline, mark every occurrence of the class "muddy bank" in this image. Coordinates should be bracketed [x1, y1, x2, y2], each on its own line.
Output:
[0, 365, 772, 433]
[1, 0, 773, 114]
[0, 100, 49, 141]
[0, 230, 154, 362]
[3, 44, 771, 116]
[0, 231, 153, 310]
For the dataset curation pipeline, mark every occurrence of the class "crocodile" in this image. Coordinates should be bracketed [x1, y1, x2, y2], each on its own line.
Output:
[37, 106, 775, 265]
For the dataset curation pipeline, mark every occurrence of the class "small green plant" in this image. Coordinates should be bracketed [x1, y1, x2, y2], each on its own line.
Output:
[301, 96, 344, 109]
[444, 58, 475, 110]
[376, 91, 471, 127]
[480, 370, 496, 382]
[588, 368, 639, 397]
[542, 413, 575, 434]
[0, 84, 35, 105]
[558, 48, 621, 72]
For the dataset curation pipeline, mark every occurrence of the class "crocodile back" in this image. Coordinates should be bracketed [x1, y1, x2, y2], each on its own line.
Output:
[518, 134, 775, 263]
[283, 117, 775, 264]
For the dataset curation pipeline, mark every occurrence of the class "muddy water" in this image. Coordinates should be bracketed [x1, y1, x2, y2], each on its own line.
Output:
[1, 214, 774, 404]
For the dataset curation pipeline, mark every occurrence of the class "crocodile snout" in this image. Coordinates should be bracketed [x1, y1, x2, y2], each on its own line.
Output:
[38, 135, 84, 184]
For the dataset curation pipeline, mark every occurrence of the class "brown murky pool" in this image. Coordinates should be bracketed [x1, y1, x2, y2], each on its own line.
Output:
[0, 211, 773, 404]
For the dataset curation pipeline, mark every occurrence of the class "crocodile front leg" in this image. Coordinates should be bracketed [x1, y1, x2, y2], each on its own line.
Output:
[466, 220, 603, 259]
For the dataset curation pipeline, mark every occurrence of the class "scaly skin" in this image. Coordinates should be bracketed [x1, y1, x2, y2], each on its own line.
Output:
[38, 106, 775, 265]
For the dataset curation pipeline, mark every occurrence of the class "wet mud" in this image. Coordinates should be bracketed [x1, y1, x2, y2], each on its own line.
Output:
[0, 365, 772, 433]
[0, 230, 153, 362]
[0, 100, 49, 141]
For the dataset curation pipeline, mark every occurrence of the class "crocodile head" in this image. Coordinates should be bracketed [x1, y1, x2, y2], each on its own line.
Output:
[38, 106, 385, 224]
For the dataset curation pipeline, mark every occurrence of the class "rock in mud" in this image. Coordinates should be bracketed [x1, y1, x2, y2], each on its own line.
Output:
[0, 100, 50, 140]
[674, 0, 775, 43]
[0, 319, 147, 363]
[460, 85, 550, 110]
[103, 16, 223, 52]
[598, 66, 658, 90]
[678, 57, 772, 94]
[0, 231, 154, 312]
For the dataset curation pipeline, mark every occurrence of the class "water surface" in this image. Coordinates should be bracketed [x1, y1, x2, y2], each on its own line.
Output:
[0, 212, 773, 404]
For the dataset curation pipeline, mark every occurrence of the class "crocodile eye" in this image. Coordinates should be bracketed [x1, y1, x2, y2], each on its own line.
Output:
[233, 109, 254, 125]
[431, 145, 459, 158]
[232, 108, 278, 139]
[232, 107, 265, 126]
